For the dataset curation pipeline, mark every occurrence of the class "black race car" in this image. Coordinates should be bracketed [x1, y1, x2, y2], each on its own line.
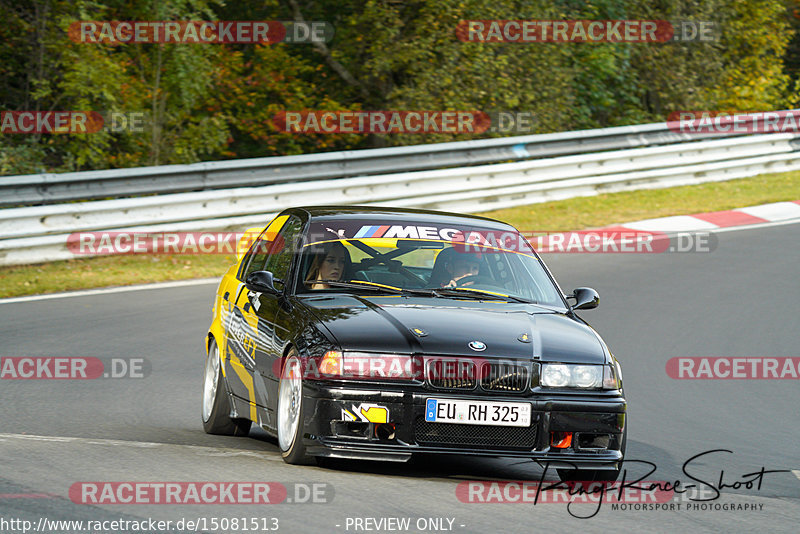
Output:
[203, 206, 626, 481]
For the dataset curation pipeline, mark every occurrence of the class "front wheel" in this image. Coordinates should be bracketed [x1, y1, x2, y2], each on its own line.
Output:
[277, 351, 313, 464]
[202, 338, 250, 436]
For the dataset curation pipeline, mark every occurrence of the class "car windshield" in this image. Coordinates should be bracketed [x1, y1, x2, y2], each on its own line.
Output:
[297, 219, 565, 308]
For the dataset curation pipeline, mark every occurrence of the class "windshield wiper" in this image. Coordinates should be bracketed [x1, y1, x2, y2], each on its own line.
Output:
[313, 280, 404, 293]
[319, 280, 443, 298]
[431, 287, 532, 303]
[312, 281, 531, 303]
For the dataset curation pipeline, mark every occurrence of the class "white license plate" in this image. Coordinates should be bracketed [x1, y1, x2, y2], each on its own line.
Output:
[424, 398, 531, 427]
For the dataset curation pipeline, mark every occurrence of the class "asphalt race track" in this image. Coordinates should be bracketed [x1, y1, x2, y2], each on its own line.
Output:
[1, 221, 798, 534]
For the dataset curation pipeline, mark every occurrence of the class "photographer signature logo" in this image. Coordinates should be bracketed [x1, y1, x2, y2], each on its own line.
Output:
[457, 449, 790, 518]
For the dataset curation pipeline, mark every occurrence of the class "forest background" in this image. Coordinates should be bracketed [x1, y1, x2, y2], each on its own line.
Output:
[2, 0, 798, 176]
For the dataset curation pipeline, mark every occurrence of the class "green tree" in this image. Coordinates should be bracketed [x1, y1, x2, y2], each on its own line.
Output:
[0, 0, 797, 175]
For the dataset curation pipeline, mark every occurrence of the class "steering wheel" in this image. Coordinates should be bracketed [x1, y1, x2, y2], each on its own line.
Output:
[358, 258, 428, 287]
[452, 274, 495, 287]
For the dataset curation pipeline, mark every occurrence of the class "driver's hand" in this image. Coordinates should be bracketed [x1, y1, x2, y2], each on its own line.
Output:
[445, 273, 474, 288]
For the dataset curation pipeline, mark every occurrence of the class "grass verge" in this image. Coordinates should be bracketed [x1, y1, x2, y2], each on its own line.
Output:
[476, 170, 800, 231]
[0, 254, 234, 298]
[1, 170, 799, 298]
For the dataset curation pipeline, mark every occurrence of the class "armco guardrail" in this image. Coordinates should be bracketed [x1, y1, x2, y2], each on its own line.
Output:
[1, 131, 799, 265]
[0, 121, 734, 207]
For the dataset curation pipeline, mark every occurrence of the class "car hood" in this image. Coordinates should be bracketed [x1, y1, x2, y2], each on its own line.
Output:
[300, 295, 607, 363]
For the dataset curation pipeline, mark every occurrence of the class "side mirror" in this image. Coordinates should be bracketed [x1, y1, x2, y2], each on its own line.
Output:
[245, 270, 280, 295]
[569, 287, 599, 310]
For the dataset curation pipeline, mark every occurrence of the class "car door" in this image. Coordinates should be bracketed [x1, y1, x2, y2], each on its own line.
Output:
[247, 215, 305, 425]
[229, 215, 304, 428]
[223, 215, 290, 410]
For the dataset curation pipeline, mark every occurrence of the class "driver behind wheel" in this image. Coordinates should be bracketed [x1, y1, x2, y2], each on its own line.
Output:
[304, 241, 351, 290]
[443, 253, 482, 288]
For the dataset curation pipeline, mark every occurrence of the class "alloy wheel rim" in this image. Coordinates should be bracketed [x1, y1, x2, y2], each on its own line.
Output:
[278, 357, 302, 451]
[202, 344, 220, 422]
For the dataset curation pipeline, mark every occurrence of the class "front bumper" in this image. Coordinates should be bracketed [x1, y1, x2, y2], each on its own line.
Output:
[301, 384, 626, 469]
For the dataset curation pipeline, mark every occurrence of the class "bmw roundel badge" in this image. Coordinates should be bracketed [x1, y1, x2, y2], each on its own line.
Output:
[468, 340, 486, 352]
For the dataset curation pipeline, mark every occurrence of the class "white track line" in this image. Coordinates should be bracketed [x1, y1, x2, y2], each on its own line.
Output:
[704, 217, 800, 234]
[0, 432, 280, 461]
[738, 201, 800, 221]
[623, 215, 721, 232]
[0, 278, 218, 304]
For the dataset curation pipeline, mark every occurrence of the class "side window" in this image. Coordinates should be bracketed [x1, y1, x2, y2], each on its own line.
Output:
[239, 215, 293, 282]
[263, 217, 304, 286]
[241, 237, 271, 282]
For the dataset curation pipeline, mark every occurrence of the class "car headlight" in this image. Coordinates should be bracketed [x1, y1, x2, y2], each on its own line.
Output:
[319, 350, 343, 376]
[541, 363, 619, 390]
[573, 365, 600, 387]
[541, 364, 571, 387]
[318, 351, 418, 380]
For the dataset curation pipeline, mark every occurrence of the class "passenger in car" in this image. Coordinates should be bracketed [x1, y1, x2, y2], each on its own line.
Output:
[305, 241, 351, 289]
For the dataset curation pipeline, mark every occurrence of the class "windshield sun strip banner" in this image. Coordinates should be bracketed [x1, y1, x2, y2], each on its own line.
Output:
[302, 237, 539, 258]
[303, 220, 540, 256]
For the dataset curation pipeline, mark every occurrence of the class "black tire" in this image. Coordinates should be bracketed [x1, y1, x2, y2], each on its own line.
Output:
[202, 338, 251, 436]
[277, 350, 313, 465]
